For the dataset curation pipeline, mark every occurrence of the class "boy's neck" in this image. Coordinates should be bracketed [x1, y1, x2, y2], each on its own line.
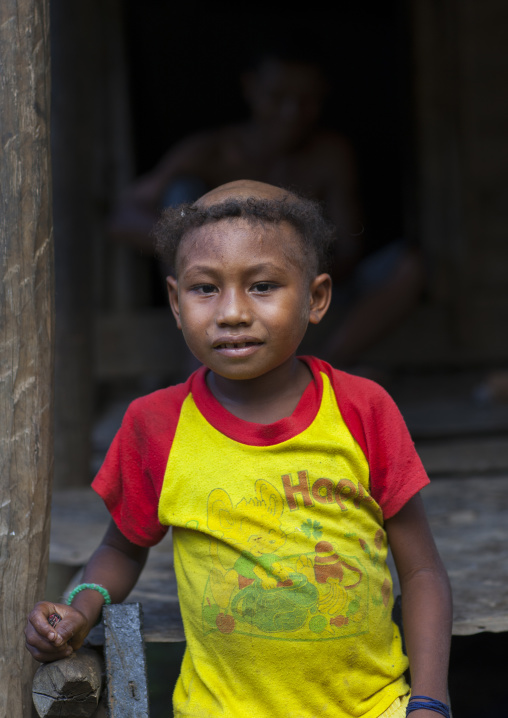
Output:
[206, 356, 312, 424]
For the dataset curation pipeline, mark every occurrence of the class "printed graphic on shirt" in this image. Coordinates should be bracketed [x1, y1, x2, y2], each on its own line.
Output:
[201, 477, 391, 640]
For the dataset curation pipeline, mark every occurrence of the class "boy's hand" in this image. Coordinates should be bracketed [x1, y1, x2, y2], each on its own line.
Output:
[25, 520, 149, 663]
[25, 601, 90, 663]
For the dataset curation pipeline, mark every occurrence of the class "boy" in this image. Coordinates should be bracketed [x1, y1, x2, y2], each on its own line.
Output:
[26, 181, 452, 718]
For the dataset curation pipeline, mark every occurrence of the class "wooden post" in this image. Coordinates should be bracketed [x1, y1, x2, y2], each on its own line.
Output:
[103, 604, 150, 717]
[32, 648, 104, 718]
[0, 1, 53, 716]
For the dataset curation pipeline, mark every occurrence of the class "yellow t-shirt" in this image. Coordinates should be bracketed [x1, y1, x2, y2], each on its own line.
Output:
[93, 357, 430, 717]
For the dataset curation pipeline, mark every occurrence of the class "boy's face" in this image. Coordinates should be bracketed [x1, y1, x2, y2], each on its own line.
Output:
[167, 218, 331, 382]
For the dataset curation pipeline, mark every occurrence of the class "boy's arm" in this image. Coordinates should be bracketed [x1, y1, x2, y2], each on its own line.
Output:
[385, 493, 452, 716]
[25, 520, 149, 662]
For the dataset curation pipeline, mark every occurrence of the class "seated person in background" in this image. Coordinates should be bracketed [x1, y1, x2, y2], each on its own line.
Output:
[109, 46, 424, 371]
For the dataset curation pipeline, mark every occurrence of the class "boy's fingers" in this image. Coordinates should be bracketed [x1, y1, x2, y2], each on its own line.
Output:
[44, 616, 79, 647]
[25, 601, 89, 663]
[25, 634, 73, 663]
[27, 602, 78, 646]
[25, 603, 87, 663]
[25, 619, 65, 653]
[27, 602, 59, 638]
[25, 622, 68, 659]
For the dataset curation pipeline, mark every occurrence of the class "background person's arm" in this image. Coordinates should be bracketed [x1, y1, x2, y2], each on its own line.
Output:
[108, 132, 216, 252]
[320, 135, 364, 281]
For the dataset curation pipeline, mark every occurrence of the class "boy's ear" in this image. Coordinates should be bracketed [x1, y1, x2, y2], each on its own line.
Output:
[309, 273, 332, 325]
[166, 276, 182, 330]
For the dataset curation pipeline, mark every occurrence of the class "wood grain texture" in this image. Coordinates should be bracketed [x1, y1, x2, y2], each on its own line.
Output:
[388, 476, 508, 635]
[0, 1, 53, 716]
[411, 0, 508, 357]
[51, 0, 97, 488]
[103, 604, 150, 717]
[32, 648, 103, 718]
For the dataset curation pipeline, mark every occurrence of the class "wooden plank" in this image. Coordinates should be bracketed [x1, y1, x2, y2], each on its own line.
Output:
[389, 370, 508, 439]
[51, 478, 508, 640]
[125, 561, 183, 643]
[363, 302, 508, 366]
[401, 399, 508, 440]
[50, 489, 112, 566]
[103, 604, 150, 717]
[49, 488, 173, 564]
[0, 1, 53, 716]
[416, 436, 508, 477]
[425, 476, 508, 635]
[389, 476, 508, 635]
[95, 309, 188, 379]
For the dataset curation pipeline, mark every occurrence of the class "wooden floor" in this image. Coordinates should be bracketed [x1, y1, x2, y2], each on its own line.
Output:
[49, 368, 508, 644]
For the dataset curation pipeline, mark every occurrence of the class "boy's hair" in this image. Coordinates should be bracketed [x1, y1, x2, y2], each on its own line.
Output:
[153, 191, 336, 275]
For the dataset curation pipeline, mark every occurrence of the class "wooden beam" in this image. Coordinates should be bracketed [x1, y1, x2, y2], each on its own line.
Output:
[0, 1, 53, 716]
[32, 648, 103, 718]
[103, 604, 150, 717]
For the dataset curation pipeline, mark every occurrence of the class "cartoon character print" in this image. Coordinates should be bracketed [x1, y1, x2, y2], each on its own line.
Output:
[204, 479, 290, 633]
[202, 479, 388, 639]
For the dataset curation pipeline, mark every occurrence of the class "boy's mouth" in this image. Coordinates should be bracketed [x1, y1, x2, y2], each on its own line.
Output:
[214, 341, 261, 349]
[212, 337, 264, 356]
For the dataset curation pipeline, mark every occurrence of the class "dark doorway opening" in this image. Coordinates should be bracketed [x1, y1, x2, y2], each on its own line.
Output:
[122, 2, 412, 251]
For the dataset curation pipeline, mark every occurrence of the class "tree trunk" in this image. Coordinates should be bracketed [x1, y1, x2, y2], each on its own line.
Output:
[0, 1, 54, 716]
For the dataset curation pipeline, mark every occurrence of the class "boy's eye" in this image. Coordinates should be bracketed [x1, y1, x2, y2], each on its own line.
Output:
[252, 282, 276, 293]
[193, 284, 217, 294]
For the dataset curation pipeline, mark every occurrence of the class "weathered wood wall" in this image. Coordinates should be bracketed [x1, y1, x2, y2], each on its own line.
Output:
[366, 0, 508, 366]
[50, 1, 95, 488]
[0, 1, 54, 716]
[413, 0, 508, 351]
[51, 0, 139, 488]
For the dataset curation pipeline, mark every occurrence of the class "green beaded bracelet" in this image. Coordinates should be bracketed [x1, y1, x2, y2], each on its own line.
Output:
[66, 583, 112, 606]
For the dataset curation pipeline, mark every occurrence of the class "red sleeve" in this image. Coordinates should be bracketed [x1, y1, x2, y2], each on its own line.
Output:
[91, 377, 192, 546]
[312, 358, 430, 519]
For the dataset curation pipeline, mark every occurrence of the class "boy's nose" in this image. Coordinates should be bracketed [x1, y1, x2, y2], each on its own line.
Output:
[216, 289, 251, 326]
